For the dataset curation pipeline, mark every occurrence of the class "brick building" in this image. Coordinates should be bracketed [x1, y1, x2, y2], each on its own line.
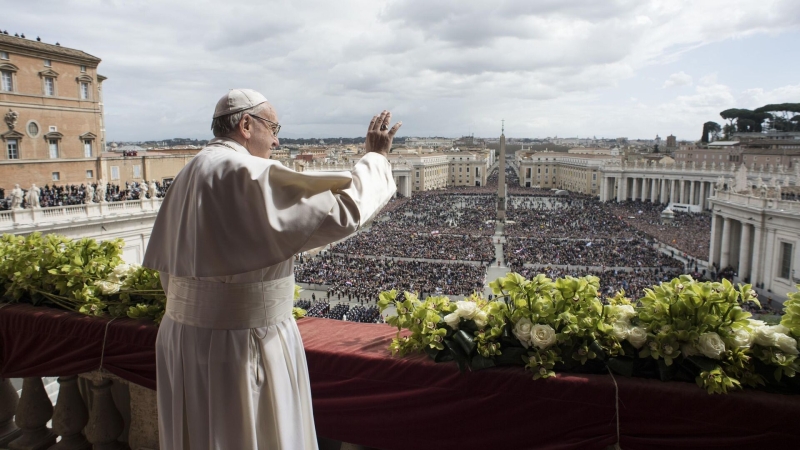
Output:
[0, 34, 105, 189]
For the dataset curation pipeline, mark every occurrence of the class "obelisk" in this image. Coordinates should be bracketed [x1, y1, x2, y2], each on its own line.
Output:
[497, 120, 507, 220]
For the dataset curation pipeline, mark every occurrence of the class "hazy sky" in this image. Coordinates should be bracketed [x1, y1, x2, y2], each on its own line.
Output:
[9, 0, 800, 141]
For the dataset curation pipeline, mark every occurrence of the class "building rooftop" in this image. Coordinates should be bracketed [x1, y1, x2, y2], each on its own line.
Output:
[0, 33, 101, 64]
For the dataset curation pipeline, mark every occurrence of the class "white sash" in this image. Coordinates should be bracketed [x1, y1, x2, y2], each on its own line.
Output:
[166, 275, 295, 329]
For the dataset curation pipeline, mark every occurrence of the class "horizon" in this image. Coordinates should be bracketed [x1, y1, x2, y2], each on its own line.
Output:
[8, 0, 800, 142]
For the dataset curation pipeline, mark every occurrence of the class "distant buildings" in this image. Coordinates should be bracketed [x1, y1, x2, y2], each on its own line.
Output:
[0, 33, 106, 187]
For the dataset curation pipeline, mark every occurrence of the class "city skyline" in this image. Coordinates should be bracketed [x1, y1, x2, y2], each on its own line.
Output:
[8, 0, 800, 141]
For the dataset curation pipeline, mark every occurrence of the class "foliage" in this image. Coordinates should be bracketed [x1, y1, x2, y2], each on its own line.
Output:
[701, 121, 721, 143]
[379, 272, 800, 395]
[1, 233, 309, 323]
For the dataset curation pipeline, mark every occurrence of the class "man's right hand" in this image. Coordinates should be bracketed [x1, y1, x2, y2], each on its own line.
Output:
[365, 110, 401, 157]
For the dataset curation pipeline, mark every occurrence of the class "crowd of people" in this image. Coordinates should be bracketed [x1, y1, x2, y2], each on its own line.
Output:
[0, 181, 172, 210]
[296, 299, 384, 323]
[331, 231, 494, 262]
[504, 237, 683, 270]
[370, 192, 497, 236]
[505, 197, 641, 238]
[294, 254, 487, 300]
[605, 201, 711, 259]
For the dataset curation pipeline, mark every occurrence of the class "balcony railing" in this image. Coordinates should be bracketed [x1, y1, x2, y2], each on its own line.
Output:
[0, 198, 163, 233]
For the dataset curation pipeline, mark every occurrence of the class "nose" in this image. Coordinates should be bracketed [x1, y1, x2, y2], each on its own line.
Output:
[273, 136, 280, 148]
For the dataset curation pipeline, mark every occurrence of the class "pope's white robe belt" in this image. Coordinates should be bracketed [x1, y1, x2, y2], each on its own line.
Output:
[166, 275, 295, 329]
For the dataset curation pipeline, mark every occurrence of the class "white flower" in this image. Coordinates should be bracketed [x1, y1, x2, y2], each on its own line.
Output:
[94, 280, 120, 295]
[731, 328, 753, 348]
[770, 324, 791, 335]
[513, 318, 533, 348]
[530, 324, 557, 350]
[613, 305, 636, 321]
[611, 321, 630, 340]
[627, 327, 647, 349]
[698, 332, 726, 359]
[474, 311, 489, 328]
[443, 312, 460, 330]
[111, 263, 131, 278]
[753, 326, 778, 347]
[748, 319, 766, 328]
[775, 333, 800, 355]
[454, 301, 478, 319]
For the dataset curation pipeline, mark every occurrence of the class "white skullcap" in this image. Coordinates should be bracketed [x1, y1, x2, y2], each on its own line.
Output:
[213, 89, 268, 118]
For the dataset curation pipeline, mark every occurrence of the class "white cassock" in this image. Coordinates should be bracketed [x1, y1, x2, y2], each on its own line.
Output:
[143, 137, 396, 449]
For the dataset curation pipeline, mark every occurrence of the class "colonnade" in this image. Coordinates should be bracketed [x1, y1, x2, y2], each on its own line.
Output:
[708, 214, 765, 285]
[600, 176, 717, 210]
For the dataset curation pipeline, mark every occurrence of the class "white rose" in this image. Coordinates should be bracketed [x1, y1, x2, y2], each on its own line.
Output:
[748, 319, 766, 328]
[697, 332, 726, 359]
[611, 321, 630, 340]
[530, 324, 557, 350]
[770, 324, 791, 335]
[627, 327, 647, 349]
[95, 280, 120, 295]
[753, 326, 778, 347]
[775, 333, 800, 355]
[474, 310, 489, 328]
[614, 305, 636, 321]
[513, 318, 533, 348]
[731, 328, 753, 348]
[443, 312, 460, 330]
[111, 263, 131, 278]
[454, 301, 478, 319]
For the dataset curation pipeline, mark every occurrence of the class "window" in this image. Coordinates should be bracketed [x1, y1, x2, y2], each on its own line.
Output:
[6, 139, 18, 159]
[111, 166, 120, 180]
[779, 243, 793, 280]
[52, 172, 60, 181]
[84, 140, 92, 157]
[49, 140, 59, 158]
[44, 59, 52, 67]
[44, 77, 55, 96]
[86, 170, 93, 178]
[80, 82, 89, 100]
[80, 65, 86, 73]
[0, 51, 8, 60]
[27, 122, 39, 137]
[1, 70, 12, 91]
[133, 165, 142, 178]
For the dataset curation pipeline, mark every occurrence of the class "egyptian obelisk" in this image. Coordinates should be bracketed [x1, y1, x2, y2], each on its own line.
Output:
[497, 120, 507, 220]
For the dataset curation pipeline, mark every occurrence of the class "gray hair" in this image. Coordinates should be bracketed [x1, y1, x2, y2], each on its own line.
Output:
[211, 103, 269, 137]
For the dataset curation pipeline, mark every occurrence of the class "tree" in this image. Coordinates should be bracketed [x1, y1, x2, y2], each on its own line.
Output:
[719, 108, 770, 133]
[754, 103, 800, 131]
[701, 121, 721, 143]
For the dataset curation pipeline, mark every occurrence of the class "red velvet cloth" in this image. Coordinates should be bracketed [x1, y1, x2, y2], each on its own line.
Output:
[1, 304, 799, 449]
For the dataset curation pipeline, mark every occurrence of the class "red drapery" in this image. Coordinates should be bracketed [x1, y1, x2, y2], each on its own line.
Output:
[1, 304, 798, 449]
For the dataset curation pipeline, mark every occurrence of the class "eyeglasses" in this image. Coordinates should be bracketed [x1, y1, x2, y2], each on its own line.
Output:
[248, 114, 281, 137]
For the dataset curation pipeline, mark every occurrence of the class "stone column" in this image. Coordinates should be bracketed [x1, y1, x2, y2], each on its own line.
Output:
[641, 178, 647, 201]
[709, 214, 718, 266]
[689, 181, 696, 206]
[739, 223, 752, 282]
[670, 179, 677, 204]
[632, 178, 639, 201]
[0, 378, 21, 447]
[720, 217, 732, 269]
[751, 225, 763, 287]
[762, 228, 776, 292]
[699, 182, 706, 210]
[8, 377, 56, 450]
[660, 179, 666, 204]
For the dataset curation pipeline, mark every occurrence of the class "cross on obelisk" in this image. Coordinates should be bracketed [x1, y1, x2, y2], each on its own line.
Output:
[497, 119, 507, 220]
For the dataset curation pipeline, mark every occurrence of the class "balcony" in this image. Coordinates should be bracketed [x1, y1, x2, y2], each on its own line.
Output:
[2, 303, 800, 450]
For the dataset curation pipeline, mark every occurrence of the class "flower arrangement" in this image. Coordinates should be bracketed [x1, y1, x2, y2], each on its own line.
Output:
[379, 272, 800, 394]
[0, 233, 308, 322]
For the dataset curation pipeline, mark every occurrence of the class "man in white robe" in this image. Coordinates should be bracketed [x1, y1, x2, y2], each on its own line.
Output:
[143, 89, 400, 449]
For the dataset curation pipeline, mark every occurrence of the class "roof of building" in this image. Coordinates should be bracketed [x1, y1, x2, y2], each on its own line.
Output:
[0, 33, 100, 64]
[707, 141, 741, 147]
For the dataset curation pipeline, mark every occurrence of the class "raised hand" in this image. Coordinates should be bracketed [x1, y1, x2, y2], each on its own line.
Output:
[365, 110, 402, 156]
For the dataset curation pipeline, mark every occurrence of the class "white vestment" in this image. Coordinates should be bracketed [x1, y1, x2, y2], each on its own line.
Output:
[143, 137, 396, 449]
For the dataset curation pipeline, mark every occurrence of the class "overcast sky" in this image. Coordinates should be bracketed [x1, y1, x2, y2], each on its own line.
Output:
[9, 0, 800, 141]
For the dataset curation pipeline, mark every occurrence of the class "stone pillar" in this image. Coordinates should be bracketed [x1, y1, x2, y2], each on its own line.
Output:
[690, 181, 696, 206]
[0, 378, 21, 447]
[8, 377, 56, 450]
[632, 178, 639, 201]
[641, 178, 647, 201]
[670, 179, 677, 204]
[739, 223, 752, 282]
[660, 179, 666, 204]
[762, 228, 776, 292]
[84, 379, 126, 450]
[751, 225, 763, 287]
[709, 214, 718, 266]
[698, 182, 706, 210]
[720, 217, 732, 269]
[50, 376, 90, 450]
